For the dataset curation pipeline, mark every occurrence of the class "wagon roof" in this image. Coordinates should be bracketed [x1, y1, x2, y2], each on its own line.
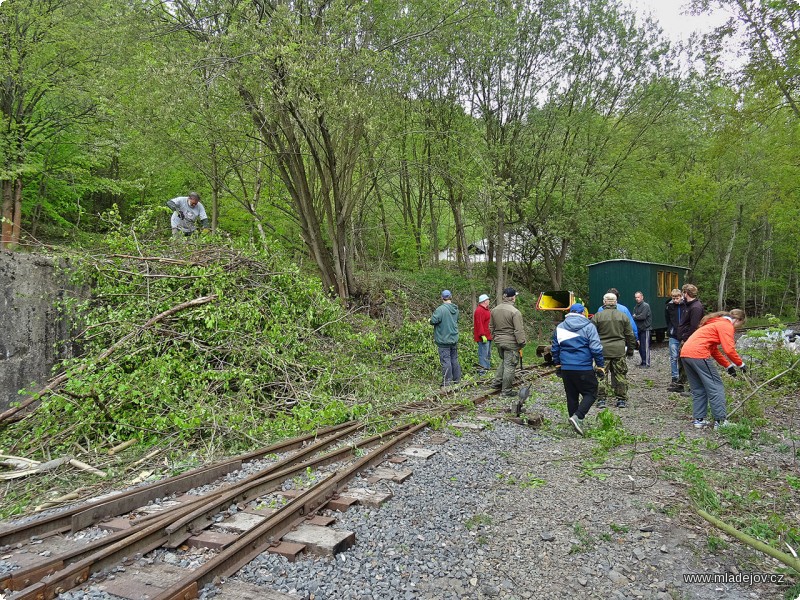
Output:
[587, 259, 690, 270]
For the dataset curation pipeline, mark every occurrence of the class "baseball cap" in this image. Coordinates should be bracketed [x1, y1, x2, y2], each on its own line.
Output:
[569, 303, 584, 313]
[503, 287, 517, 298]
[441, 290, 452, 299]
[478, 294, 490, 303]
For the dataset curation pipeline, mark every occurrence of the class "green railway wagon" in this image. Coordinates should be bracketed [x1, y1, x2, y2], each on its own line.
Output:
[588, 259, 689, 341]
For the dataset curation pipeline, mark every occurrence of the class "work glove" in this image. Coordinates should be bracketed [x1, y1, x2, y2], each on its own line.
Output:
[726, 365, 737, 377]
[626, 349, 634, 357]
[481, 335, 488, 343]
[739, 363, 747, 374]
[555, 365, 562, 378]
[594, 366, 606, 380]
[178, 211, 185, 220]
[635, 340, 640, 350]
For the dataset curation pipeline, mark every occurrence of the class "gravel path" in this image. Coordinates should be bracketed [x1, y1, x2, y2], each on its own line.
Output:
[231, 344, 788, 600]
[4, 345, 793, 600]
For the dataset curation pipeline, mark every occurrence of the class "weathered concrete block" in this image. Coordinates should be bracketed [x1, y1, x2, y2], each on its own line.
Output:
[211, 511, 266, 534]
[0, 252, 81, 411]
[282, 524, 355, 556]
[401, 447, 438, 459]
[340, 487, 392, 507]
[368, 467, 413, 483]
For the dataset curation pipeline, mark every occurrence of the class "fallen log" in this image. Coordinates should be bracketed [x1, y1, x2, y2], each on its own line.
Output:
[108, 439, 137, 455]
[697, 507, 800, 573]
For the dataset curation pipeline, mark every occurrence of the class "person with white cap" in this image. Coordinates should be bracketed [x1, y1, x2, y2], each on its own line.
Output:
[592, 292, 636, 408]
[430, 290, 462, 387]
[551, 302, 605, 436]
[489, 287, 527, 396]
[473, 293, 492, 375]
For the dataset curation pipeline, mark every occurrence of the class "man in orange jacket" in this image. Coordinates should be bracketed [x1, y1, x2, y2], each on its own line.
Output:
[680, 309, 747, 429]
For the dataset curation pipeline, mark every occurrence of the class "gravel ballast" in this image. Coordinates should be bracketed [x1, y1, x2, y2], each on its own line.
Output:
[229, 344, 784, 599]
[4, 344, 793, 600]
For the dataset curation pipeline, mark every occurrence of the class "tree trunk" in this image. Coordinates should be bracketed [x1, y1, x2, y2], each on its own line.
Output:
[717, 204, 741, 311]
[1, 177, 22, 249]
[495, 205, 506, 301]
[375, 174, 390, 262]
[210, 141, 219, 232]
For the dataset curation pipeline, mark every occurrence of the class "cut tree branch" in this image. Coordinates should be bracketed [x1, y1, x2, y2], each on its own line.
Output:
[0, 295, 218, 424]
[696, 507, 800, 574]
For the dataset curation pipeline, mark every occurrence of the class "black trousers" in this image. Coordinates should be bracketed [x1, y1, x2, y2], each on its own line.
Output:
[562, 369, 598, 419]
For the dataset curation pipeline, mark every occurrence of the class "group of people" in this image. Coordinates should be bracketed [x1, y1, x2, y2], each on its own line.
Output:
[552, 283, 746, 435]
[432, 283, 747, 438]
[430, 287, 526, 397]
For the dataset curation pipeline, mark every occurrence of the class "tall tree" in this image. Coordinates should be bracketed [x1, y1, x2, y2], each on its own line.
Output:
[0, 0, 100, 247]
[153, 0, 469, 298]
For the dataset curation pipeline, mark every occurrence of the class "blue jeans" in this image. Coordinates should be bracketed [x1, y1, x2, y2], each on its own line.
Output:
[682, 357, 727, 421]
[437, 345, 462, 386]
[477, 340, 492, 371]
[668, 338, 680, 379]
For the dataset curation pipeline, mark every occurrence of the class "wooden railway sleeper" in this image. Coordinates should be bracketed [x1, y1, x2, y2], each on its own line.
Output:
[0, 422, 357, 547]
[154, 423, 429, 600]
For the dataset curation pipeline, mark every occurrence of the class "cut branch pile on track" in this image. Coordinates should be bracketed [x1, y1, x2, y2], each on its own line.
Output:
[0, 241, 445, 464]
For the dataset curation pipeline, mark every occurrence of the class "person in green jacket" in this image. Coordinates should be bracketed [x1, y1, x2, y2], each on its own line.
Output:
[592, 293, 636, 408]
[430, 290, 462, 387]
[489, 288, 527, 397]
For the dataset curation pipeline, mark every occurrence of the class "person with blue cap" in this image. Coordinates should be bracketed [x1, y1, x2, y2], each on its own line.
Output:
[430, 290, 462, 387]
[473, 293, 492, 375]
[551, 302, 606, 436]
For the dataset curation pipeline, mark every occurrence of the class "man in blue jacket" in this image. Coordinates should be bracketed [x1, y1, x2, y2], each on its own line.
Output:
[430, 290, 462, 387]
[551, 303, 605, 436]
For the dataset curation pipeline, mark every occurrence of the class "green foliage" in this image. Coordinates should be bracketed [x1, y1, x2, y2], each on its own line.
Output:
[464, 514, 492, 530]
[681, 461, 721, 512]
[586, 409, 642, 454]
[706, 534, 729, 554]
[0, 232, 438, 455]
[715, 421, 753, 450]
[495, 472, 545, 489]
[737, 323, 800, 390]
[568, 522, 595, 554]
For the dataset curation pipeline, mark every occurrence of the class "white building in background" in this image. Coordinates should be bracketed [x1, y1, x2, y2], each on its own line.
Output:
[438, 233, 528, 263]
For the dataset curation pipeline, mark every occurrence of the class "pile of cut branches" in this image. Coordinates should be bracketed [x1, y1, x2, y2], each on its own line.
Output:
[1, 234, 440, 456]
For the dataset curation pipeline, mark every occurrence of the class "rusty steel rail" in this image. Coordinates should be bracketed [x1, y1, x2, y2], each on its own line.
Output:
[154, 422, 429, 600]
[2, 422, 364, 594]
[0, 421, 356, 547]
[4, 371, 559, 600]
[6, 422, 416, 600]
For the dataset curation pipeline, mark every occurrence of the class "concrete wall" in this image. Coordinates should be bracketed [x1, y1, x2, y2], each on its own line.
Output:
[0, 251, 77, 411]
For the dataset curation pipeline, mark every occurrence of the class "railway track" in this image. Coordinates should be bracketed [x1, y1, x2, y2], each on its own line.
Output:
[0, 368, 554, 600]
